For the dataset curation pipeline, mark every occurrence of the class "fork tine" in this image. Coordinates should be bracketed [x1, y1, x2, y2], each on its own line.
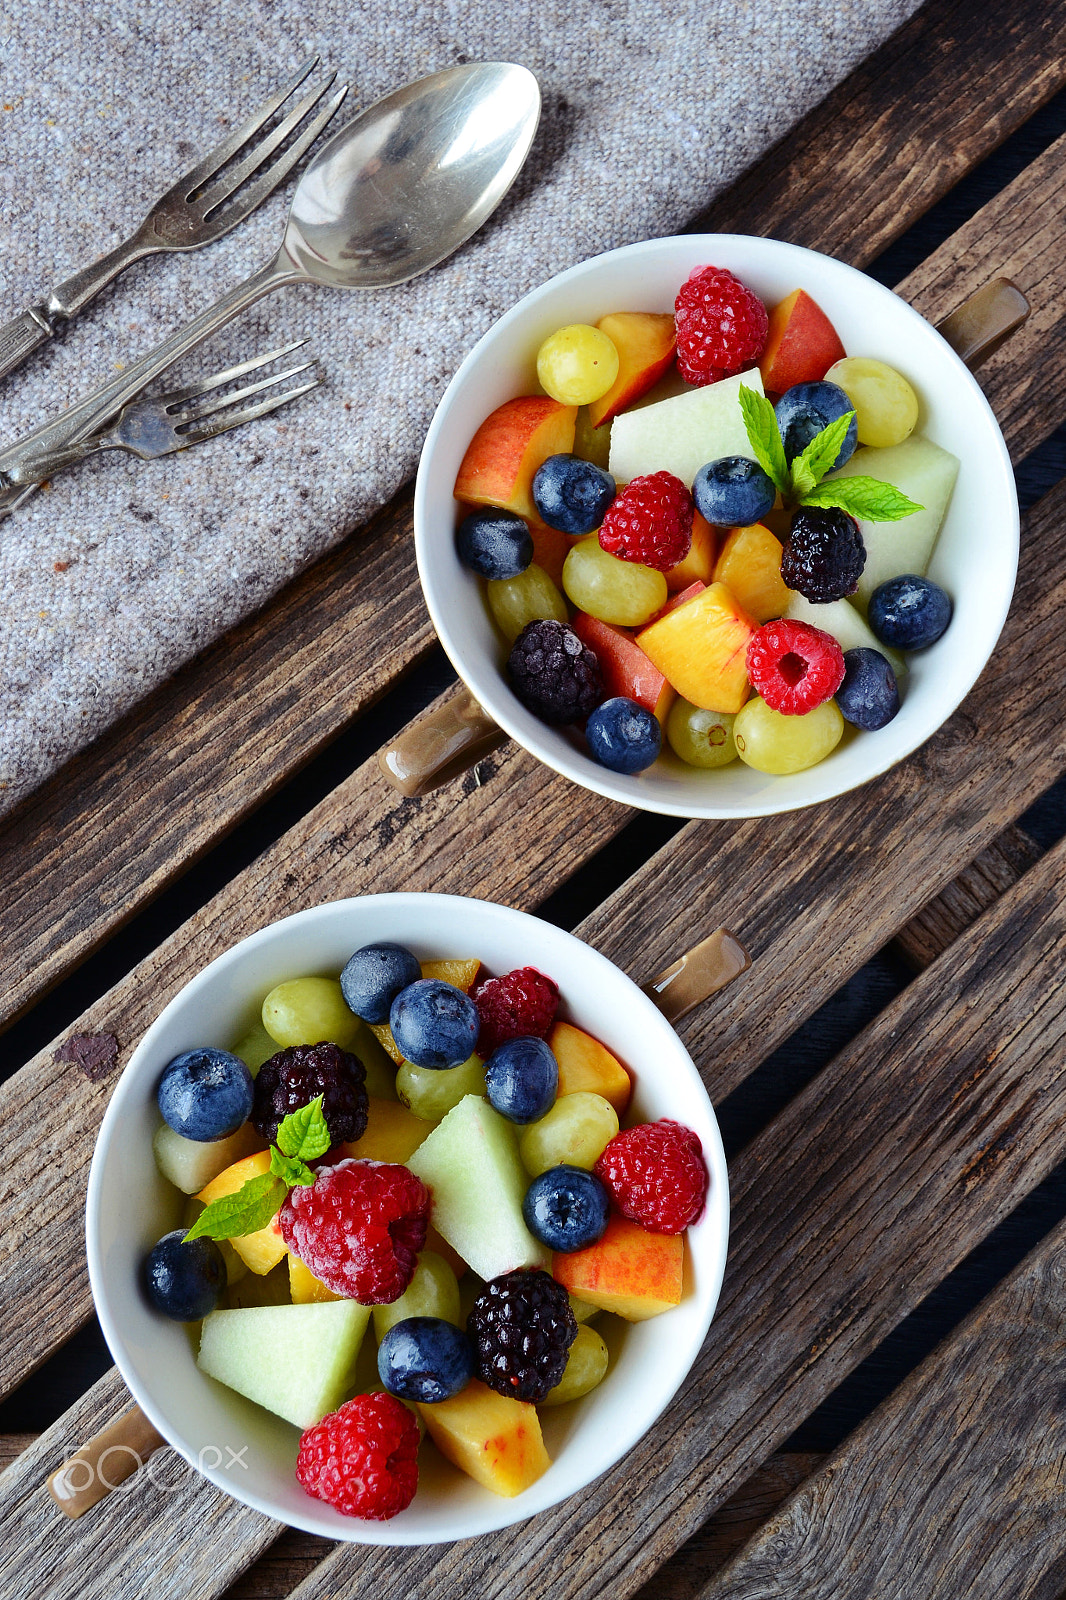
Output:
[175, 378, 322, 447]
[170, 359, 319, 425]
[195, 71, 339, 213]
[200, 81, 349, 223]
[174, 59, 319, 198]
[154, 339, 311, 408]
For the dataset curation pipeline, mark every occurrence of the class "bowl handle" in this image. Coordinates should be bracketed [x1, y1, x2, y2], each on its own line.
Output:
[47, 1402, 165, 1519]
[378, 684, 508, 797]
[641, 927, 751, 1024]
[936, 277, 1029, 370]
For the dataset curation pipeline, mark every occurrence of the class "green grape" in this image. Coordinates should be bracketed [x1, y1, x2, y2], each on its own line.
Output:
[734, 696, 844, 775]
[573, 405, 612, 471]
[397, 1054, 486, 1121]
[537, 324, 619, 406]
[541, 1324, 609, 1405]
[230, 1016, 278, 1075]
[519, 1091, 619, 1177]
[373, 1251, 461, 1341]
[568, 1292, 601, 1324]
[562, 536, 667, 627]
[487, 564, 568, 646]
[824, 357, 919, 448]
[261, 976, 360, 1049]
[666, 698, 739, 769]
[182, 1197, 247, 1286]
[348, 1023, 399, 1100]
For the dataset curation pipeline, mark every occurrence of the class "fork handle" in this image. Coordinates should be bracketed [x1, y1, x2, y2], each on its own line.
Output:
[0, 235, 154, 385]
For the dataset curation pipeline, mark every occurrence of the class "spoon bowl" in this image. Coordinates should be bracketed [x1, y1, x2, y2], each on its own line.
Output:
[284, 63, 541, 289]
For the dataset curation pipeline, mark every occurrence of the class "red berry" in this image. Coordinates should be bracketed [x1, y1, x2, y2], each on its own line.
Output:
[281, 1159, 429, 1303]
[746, 619, 845, 715]
[674, 266, 768, 386]
[472, 967, 560, 1058]
[297, 1392, 419, 1520]
[599, 472, 693, 571]
[594, 1119, 708, 1234]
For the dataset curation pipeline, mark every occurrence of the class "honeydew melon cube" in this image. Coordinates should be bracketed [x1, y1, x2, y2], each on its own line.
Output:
[406, 1095, 550, 1280]
[154, 1120, 263, 1196]
[827, 436, 959, 613]
[197, 1301, 370, 1429]
[784, 592, 905, 678]
[609, 368, 764, 489]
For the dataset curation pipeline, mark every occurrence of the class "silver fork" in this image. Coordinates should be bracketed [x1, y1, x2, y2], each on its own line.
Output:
[0, 341, 319, 515]
[0, 61, 348, 384]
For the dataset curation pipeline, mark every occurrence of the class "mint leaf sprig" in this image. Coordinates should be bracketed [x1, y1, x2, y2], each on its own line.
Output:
[738, 384, 922, 522]
[184, 1094, 331, 1244]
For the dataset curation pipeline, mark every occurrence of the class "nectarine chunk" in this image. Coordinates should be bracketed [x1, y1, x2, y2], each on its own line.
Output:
[588, 312, 677, 428]
[339, 1098, 429, 1165]
[665, 511, 717, 592]
[713, 523, 790, 624]
[197, 1151, 287, 1276]
[759, 289, 846, 394]
[637, 581, 756, 713]
[454, 397, 577, 521]
[553, 1215, 683, 1320]
[419, 1379, 550, 1496]
[571, 613, 674, 728]
[549, 1020, 631, 1115]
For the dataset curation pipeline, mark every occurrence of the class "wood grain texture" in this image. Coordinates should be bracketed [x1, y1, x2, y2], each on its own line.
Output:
[893, 822, 1043, 969]
[699, 1221, 1066, 1599]
[286, 822, 1066, 1600]
[2, 0, 1064, 1036]
[0, 1436, 37, 1475]
[696, 0, 1066, 265]
[0, 1369, 280, 1600]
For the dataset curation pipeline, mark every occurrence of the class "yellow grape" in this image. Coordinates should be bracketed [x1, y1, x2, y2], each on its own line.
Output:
[488, 564, 568, 645]
[261, 977, 360, 1049]
[397, 1053, 486, 1121]
[372, 1251, 461, 1341]
[541, 1324, 610, 1405]
[537, 324, 619, 406]
[666, 699, 739, 768]
[520, 1091, 618, 1176]
[733, 697, 844, 775]
[562, 536, 666, 626]
[824, 357, 919, 448]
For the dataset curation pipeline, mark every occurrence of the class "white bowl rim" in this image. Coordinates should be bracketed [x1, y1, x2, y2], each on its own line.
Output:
[86, 892, 730, 1544]
[414, 232, 1019, 819]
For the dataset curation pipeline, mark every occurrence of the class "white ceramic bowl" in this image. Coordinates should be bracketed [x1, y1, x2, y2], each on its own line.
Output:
[86, 894, 729, 1544]
[415, 234, 1019, 817]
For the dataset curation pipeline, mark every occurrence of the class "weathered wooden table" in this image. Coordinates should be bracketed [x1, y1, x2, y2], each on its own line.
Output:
[3, 2, 1066, 1594]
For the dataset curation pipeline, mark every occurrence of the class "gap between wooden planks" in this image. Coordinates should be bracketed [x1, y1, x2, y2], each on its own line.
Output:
[1, 0, 1065, 1034]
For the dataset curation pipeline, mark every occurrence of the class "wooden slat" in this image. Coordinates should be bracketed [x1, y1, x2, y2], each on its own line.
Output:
[697, 0, 1066, 267]
[0, 1435, 37, 1475]
[3, 0, 1064, 1035]
[698, 1220, 1066, 1599]
[221, 1531, 333, 1600]
[893, 822, 1043, 969]
[286, 819, 1066, 1600]
[0, 1370, 280, 1600]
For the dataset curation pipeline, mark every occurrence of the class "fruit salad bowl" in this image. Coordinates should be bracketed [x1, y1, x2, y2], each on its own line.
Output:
[84, 894, 733, 1544]
[403, 233, 1020, 818]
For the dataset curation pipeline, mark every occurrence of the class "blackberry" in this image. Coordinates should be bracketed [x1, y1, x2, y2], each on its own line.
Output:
[781, 506, 865, 603]
[252, 1042, 368, 1146]
[466, 1268, 577, 1401]
[507, 619, 604, 726]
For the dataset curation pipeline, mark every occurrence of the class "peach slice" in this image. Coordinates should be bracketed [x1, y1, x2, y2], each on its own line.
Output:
[418, 1379, 550, 1496]
[665, 511, 717, 592]
[713, 523, 790, 623]
[454, 397, 577, 521]
[587, 312, 677, 429]
[759, 289, 846, 394]
[553, 1215, 683, 1321]
[571, 612, 674, 728]
[339, 1097, 430, 1165]
[549, 1020, 632, 1115]
[197, 1150, 287, 1276]
[637, 581, 755, 713]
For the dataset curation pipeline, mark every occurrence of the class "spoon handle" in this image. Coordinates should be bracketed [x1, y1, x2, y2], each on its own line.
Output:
[0, 252, 299, 490]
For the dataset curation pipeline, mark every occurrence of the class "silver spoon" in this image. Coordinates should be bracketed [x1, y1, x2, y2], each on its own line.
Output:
[0, 62, 540, 496]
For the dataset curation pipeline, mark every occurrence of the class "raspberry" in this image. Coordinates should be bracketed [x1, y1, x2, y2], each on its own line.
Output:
[507, 619, 604, 726]
[746, 619, 845, 716]
[467, 1269, 577, 1401]
[594, 1119, 708, 1234]
[781, 507, 866, 603]
[674, 266, 768, 386]
[472, 966, 560, 1057]
[598, 472, 693, 571]
[297, 1392, 419, 1520]
[252, 1043, 367, 1148]
[281, 1158, 429, 1303]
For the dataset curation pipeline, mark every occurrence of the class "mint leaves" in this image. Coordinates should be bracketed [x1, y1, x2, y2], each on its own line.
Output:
[738, 384, 922, 522]
[184, 1095, 330, 1244]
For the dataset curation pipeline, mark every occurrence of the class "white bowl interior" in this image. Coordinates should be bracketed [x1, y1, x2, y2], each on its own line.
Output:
[87, 894, 729, 1544]
[415, 234, 1018, 817]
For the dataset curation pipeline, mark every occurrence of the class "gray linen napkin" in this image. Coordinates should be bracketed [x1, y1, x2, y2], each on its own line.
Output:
[0, 0, 919, 813]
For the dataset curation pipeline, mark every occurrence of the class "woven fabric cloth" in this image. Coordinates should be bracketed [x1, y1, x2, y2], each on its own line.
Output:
[0, 0, 919, 813]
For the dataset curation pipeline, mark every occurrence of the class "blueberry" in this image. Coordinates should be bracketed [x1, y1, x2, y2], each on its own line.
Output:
[774, 382, 858, 469]
[340, 941, 422, 1024]
[390, 978, 480, 1069]
[484, 1036, 558, 1123]
[377, 1316, 475, 1403]
[868, 574, 953, 651]
[456, 508, 534, 580]
[531, 454, 616, 535]
[144, 1230, 226, 1321]
[523, 1166, 610, 1252]
[157, 1048, 254, 1142]
[585, 697, 662, 774]
[836, 648, 901, 730]
[692, 456, 775, 527]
